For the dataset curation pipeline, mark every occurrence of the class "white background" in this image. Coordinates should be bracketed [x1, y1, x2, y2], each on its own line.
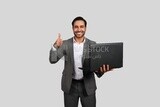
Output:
[0, 0, 159, 107]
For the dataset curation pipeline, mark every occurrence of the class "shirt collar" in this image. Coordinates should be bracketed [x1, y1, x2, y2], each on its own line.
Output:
[73, 37, 86, 44]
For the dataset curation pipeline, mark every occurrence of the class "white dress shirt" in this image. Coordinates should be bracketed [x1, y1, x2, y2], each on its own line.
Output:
[72, 38, 85, 80]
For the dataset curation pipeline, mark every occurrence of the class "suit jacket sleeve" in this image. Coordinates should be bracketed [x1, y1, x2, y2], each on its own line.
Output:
[49, 41, 66, 64]
[94, 71, 104, 78]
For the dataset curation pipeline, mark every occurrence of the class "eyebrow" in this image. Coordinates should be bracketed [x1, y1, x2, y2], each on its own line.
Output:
[74, 25, 85, 27]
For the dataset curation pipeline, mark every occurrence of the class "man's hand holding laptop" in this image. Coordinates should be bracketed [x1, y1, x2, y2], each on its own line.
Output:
[97, 64, 113, 73]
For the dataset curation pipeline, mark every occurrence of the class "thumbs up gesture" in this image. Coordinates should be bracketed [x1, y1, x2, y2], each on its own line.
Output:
[54, 33, 63, 48]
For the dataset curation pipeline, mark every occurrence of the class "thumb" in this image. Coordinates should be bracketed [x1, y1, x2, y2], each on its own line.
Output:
[58, 33, 61, 39]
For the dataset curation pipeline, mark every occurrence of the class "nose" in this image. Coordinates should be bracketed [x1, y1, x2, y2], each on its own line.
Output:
[77, 27, 81, 31]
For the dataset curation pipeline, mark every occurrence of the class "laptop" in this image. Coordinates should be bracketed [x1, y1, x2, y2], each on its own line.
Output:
[81, 42, 123, 76]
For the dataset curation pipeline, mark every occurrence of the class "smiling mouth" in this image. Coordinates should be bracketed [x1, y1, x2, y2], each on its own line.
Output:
[76, 33, 82, 35]
[76, 31, 83, 34]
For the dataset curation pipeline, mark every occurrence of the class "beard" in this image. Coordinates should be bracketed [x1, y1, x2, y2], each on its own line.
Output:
[74, 31, 85, 38]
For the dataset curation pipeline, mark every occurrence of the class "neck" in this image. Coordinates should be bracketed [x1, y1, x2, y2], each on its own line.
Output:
[74, 36, 85, 43]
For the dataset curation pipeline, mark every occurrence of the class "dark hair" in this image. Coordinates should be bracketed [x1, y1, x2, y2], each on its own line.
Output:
[72, 16, 87, 27]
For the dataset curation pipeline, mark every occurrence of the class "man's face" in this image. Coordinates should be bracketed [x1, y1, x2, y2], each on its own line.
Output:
[72, 20, 86, 38]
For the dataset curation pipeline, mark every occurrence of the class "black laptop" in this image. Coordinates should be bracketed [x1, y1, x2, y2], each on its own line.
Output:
[82, 42, 123, 76]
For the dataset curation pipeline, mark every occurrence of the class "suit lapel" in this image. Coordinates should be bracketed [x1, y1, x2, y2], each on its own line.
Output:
[68, 38, 75, 69]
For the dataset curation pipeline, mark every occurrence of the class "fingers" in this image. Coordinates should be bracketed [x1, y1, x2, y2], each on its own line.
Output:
[54, 33, 63, 48]
[99, 64, 106, 73]
[100, 66, 103, 72]
[107, 64, 109, 71]
[103, 64, 106, 72]
[99, 64, 112, 73]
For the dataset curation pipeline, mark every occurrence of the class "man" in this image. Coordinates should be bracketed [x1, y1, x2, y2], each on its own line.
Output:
[49, 16, 113, 107]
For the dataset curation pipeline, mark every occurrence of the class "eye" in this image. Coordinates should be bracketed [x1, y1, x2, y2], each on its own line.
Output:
[74, 26, 78, 28]
[80, 25, 85, 28]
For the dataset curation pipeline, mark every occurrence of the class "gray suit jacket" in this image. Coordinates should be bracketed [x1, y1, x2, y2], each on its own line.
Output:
[49, 37, 103, 95]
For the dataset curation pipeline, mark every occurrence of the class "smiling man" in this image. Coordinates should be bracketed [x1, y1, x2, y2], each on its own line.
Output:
[49, 16, 112, 107]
